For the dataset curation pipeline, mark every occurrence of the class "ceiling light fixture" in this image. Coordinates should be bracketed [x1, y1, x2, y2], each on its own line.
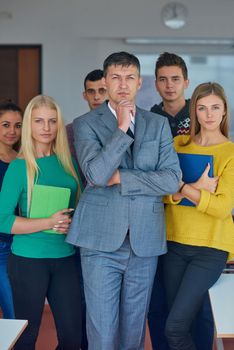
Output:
[124, 38, 234, 46]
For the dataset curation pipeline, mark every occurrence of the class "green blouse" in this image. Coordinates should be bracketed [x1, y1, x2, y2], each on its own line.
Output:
[0, 155, 80, 258]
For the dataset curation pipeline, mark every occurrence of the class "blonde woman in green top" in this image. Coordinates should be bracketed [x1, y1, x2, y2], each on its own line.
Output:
[0, 95, 82, 350]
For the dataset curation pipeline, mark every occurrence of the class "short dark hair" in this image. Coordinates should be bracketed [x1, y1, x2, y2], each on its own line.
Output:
[103, 51, 140, 77]
[84, 69, 104, 90]
[155, 52, 188, 80]
[0, 99, 22, 117]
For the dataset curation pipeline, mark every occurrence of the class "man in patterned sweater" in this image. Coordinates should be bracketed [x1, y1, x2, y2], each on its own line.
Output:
[150, 52, 190, 137]
[151, 100, 190, 137]
[148, 52, 214, 350]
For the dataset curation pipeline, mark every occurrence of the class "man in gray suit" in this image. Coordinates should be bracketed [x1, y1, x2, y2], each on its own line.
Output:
[67, 51, 181, 350]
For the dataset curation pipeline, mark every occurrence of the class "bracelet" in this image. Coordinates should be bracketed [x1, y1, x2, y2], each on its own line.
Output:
[179, 183, 186, 193]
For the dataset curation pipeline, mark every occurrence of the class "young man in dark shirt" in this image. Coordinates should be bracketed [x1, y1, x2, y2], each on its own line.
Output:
[148, 52, 214, 350]
[66, 69, 107, 163]
[150, 52, 190, 137]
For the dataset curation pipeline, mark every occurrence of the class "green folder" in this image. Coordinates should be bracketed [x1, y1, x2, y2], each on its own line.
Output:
[29, 184, 71, 233]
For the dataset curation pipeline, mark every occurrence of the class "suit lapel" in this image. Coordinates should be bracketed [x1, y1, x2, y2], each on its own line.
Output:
[133, 108, 146, 159]
[99, 103, 117, 133]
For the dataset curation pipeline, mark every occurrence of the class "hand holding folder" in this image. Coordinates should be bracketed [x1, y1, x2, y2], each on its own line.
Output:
[29, 184, 71, 233]
[177, 153, 214, 206]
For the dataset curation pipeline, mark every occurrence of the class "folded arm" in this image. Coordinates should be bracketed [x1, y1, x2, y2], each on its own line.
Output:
[74, 118, 132, 187]
[110, 119, 181, 196]
[173, 159, 234, 219]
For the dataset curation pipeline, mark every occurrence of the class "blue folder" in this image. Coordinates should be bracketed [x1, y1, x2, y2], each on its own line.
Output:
[177, 153, 214, 207]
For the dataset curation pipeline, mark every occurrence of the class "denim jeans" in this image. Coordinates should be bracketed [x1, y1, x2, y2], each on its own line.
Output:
[0, 240, 15, 318]
[148, 256, 169, 350]
[163, 242, 227, 350]
[8, 253, 82, 350]
[148, 256, 214, 350]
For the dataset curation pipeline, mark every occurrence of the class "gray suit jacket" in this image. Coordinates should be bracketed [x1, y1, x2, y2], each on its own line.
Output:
[66, 102, 181, 257]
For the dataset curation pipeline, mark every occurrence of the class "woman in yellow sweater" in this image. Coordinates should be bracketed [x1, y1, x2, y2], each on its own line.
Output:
[163, 82, 234, 350]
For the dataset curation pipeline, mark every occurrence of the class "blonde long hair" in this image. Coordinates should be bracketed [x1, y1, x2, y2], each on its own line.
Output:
[18, 95, 80, 212]
[185, 82, 230, 145]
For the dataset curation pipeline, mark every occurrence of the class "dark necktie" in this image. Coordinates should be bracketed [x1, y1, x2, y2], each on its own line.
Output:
[126, 127, 134, 139]
[126, 127, 134, 151]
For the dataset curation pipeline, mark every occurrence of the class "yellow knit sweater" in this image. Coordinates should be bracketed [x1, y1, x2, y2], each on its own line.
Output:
[165, 135, 234, 260]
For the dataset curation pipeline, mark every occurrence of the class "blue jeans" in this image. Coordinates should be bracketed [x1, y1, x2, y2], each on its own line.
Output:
[163, 242, 227, 350]
[0, 241, 15, 318]
[148, 256, 169, 350]
[148, 256, 214, 350]
[8, 253, 82, 350]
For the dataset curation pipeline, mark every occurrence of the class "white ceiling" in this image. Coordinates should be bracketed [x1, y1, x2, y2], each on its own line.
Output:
[1, 0, 234, 40]
[0, 0, 234, 119]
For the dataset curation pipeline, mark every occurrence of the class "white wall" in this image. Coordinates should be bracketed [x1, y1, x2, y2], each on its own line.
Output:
[0, 0, 234, 122]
